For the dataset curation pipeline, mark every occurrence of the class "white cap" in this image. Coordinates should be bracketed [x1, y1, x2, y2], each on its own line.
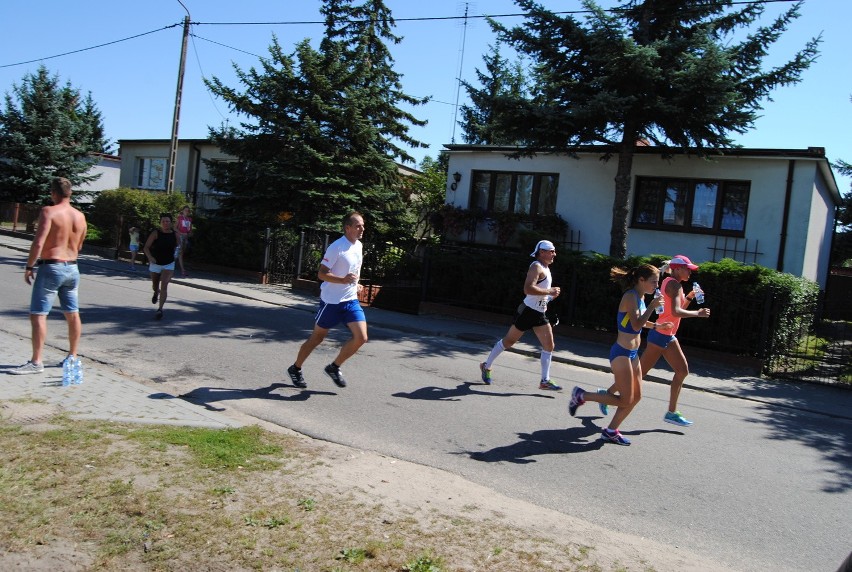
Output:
[530, 240, 556, 257]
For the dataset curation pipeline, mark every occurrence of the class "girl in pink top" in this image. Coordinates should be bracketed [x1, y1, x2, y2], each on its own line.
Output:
[640, 255, 710, 426]
[176, 205, 192, 277]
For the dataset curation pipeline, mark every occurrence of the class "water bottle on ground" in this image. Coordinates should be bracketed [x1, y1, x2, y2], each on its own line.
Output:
[62, 355, 73, 387]
[72, 357, 84, 385]
[654, 288, 664, 314]
[693, 282, 705, 304]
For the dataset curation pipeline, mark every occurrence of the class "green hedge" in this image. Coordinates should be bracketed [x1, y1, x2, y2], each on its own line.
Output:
[89, 188, 188, 247]
[425, 247, 820, 360]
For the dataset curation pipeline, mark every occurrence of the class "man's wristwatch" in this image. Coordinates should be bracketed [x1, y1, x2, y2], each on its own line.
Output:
[25, 266, 34, 271]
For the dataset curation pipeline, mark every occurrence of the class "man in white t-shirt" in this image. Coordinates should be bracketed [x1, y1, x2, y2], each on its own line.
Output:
[287, 212, 367, 389]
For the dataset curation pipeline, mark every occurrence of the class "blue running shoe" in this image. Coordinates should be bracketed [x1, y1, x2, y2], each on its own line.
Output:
[664, 411, 693, 426]
[597, 388, 609, 415]
[539, 379, 562, 391]
[600, 428, 631, 446]
[568, 386, 585, 417]
[480, 362, 492, 385]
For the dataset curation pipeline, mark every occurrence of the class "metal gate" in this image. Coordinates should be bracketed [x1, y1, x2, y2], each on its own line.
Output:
[765, 305, 852, 386]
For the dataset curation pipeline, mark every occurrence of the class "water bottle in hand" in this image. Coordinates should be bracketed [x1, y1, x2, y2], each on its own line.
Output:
[693, 282, 705, 304]
[654, 288, 664, 314]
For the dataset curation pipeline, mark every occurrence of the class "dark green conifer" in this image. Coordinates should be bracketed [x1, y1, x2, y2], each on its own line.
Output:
[476, 0, 820, 257]
[0, 65, 106, 202]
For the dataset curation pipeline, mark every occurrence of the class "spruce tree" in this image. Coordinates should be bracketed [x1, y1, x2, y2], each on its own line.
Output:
[459, 44, 529, 145]
[205, 0, 427, 235]
[482, 0, 820, 258]
[0, 65, 104, 203]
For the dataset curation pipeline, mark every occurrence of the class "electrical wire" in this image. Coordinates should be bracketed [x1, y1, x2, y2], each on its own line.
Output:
[0, 24, 180, 69]
[0, 0, 800, 70]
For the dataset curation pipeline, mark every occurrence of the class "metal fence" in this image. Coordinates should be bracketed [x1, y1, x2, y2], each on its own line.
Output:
[764, 295, 852, 385]
[0, 202, 41, 232]
[266, 228, 425, 314]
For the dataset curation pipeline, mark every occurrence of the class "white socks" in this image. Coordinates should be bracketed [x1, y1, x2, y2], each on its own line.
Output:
[541, 350, 552, 381]
[484, 339, 505, 368]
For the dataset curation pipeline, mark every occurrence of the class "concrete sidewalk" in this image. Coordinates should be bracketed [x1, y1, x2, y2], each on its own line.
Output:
[1, 233, 849, 427]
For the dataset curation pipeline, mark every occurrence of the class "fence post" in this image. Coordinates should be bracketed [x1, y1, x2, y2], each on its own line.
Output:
[114, 214, 123, 259]
[262, 227, 271, 284]
[296, 231, 305, 279]
[421, 245, 432, 303]
[757, 286, 775, 360]
[12, 203, 20, 232]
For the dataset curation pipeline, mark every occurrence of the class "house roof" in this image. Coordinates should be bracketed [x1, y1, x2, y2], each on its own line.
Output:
[443, 144, 841, 204]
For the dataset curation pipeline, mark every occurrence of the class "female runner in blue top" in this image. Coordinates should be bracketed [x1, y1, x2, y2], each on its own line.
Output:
[568, 264, 670, 445]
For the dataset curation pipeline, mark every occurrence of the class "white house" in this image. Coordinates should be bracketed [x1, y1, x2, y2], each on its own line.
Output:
[118, 138, 423, 213]
[443, 144, 841, 287]
[74, 152, 121, 203]
[118, 139, 232, 212]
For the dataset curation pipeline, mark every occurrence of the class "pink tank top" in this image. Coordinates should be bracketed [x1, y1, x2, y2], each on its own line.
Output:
[658, 276, 687, 335]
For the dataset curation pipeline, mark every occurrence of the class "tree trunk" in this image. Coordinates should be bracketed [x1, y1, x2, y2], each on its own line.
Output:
[609, 142, 635, 259]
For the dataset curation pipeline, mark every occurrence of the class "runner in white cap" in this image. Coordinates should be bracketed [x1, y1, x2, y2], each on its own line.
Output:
[479, 240, 563, 391]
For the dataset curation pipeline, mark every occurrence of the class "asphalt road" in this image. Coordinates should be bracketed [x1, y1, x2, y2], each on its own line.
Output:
[1, 250, 850, 572]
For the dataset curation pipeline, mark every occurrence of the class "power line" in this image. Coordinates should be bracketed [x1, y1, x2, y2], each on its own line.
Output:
[0, 0, 801, 69]
[190, 34, 263, 59]
[0, 24, 180, 69]
[189, 34, 228, 122]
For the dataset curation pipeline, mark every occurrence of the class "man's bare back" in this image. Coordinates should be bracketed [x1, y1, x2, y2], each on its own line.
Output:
[36, 202, 87, 261]
[24, 179, 87, 285]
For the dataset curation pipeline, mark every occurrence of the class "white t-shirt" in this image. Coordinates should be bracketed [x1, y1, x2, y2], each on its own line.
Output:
[320, 235, 363, 304]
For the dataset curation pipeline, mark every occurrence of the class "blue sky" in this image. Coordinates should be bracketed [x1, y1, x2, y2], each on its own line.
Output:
[1, 0, 849, 193]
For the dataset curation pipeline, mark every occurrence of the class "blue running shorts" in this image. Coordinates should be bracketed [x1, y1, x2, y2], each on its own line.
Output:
[647, 329, 676, 349]
[316, 299, 366, 329]
[609, 343, 639, 362]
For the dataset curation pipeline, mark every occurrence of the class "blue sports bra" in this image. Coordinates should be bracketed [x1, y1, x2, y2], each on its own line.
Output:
[616, 290, 645, 334]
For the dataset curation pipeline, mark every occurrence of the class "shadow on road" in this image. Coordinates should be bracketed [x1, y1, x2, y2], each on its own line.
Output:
[462, 418, 607, 463]
[176, 384, 337, 411]
[393, 381, 555, 402]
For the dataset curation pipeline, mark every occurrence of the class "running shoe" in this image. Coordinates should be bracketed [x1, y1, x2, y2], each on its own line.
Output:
[568, 386, 585, 416]
[479, 362, 492, 385]
[10, 360, 44, 375]
[287, 364, 307, 388]
[152, 291, 159, 304]
[324, 363, 347, 388]
[155, 309, 163, 320]
[539, 379, 562, 391]
[664, 411, 693, 426]
[600, 428, 631, 446]
[597, 388, 609, 415]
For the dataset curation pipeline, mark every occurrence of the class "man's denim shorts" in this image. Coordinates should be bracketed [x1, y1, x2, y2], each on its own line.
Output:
[30, 262, 80, 314]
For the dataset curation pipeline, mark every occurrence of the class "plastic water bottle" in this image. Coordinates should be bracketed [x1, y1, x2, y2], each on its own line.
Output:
[654, 288, 664, 314]
[62, 356, 73, 387]
[72, 357, 84, 385]
[693, 282, 705, 304]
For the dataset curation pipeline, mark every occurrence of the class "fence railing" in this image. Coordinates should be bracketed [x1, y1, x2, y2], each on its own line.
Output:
[0, 202, 41, 233]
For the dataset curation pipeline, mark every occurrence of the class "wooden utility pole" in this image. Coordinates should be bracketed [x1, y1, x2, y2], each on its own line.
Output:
[166, 15, 190, 194]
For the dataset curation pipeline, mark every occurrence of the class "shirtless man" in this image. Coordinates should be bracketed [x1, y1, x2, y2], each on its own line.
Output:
[11, 177, 88, 374]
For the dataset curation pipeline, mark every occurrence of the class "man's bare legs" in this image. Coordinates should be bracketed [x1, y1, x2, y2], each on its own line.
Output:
[28, 311, 81, 364]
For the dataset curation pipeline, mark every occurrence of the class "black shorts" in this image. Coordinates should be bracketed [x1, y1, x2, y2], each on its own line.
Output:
[512, 304, 549, 331]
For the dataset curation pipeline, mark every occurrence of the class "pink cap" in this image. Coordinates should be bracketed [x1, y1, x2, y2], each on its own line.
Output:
[669, 255, 699, 270]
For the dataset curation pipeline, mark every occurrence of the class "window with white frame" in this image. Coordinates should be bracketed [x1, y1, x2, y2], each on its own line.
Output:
[136, 157, 167, 190]
[632, 176, 749, 235]
[469, 170, 559, 215]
